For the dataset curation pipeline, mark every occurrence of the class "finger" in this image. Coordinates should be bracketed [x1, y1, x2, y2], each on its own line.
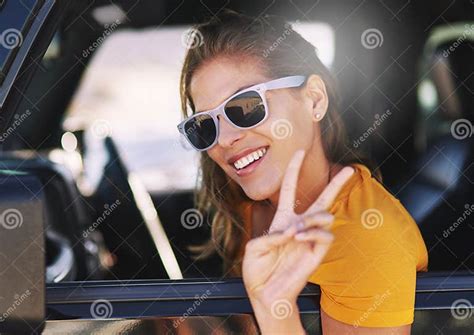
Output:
[306, 166, 354, 214]
[294, 228, 334, 243]
[245, 225, 297, 254]
[277, 150, 306, 213]
[293, 229, 334, 278]
[267, 214, 289, 234]
[296, 212, 334, 231]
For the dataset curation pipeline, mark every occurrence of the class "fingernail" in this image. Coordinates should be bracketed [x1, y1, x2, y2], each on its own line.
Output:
[285, 225, 297, 235]
[296, 220, 305, 232]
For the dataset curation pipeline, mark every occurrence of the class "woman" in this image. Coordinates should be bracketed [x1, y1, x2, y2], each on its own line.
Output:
[177, 10, 428, 334]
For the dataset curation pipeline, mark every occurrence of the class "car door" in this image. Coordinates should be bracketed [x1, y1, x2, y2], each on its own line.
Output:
[1, 1, 474, 335]
[1, 1, 58, 333]
[41, 273, 474, 334]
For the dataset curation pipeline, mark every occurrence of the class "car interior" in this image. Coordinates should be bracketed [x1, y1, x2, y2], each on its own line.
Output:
[0, 0, 473, 286]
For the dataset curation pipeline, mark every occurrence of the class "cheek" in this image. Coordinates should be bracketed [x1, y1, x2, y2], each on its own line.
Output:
[207, 147, 225, 168]
[265, 95, 314, 148]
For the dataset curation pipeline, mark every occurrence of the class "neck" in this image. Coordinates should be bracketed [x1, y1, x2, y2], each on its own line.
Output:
[250, 154, 337, 238]
[268, 151, 332, 214]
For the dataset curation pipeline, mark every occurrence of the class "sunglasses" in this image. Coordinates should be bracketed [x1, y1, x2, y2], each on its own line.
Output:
[177, 75, 306, 151]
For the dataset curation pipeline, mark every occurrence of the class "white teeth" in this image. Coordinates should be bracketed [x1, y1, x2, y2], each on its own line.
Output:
[233, 147, 268, 170]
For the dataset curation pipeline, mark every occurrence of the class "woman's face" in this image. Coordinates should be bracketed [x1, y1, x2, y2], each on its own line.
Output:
[190, 56, 324, 201]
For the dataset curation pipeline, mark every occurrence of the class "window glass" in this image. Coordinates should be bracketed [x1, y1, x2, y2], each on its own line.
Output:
[0, 0, 39, 83]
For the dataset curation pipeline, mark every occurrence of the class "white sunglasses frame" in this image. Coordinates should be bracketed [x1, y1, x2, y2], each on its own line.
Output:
[177, 75, 306, 151]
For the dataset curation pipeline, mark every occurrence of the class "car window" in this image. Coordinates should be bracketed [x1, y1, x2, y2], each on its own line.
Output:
[0, 0, 40, 84]
[416, 22, 474, 148]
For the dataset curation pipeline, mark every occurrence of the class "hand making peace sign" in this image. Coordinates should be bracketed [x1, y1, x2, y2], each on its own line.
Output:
[242, 150, 355, 306]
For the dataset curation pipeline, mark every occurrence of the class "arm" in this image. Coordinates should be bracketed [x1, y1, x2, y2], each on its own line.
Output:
[251, 298, 305, 335]
[242, 151, 354, 334]
[251, 302, 411, 334]
[321, 310, 411, 335]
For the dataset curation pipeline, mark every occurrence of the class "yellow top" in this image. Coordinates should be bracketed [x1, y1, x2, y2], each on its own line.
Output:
[308, 163, 428, 327]
[239, 164, 428, 326]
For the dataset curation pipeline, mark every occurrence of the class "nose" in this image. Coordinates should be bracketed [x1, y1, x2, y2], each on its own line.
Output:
[216, 115, 244, 148]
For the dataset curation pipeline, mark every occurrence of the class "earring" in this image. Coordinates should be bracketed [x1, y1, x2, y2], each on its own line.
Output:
[315, 113, 321, 120]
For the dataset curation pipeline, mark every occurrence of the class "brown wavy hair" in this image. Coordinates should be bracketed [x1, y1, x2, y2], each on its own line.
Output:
[179, 10, 377, 276]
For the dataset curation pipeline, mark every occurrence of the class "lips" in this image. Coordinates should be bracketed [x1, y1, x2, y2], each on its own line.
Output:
[226, 146, 269, 177]
[227, 145, 269, 166]
[233, 147, 267, 170]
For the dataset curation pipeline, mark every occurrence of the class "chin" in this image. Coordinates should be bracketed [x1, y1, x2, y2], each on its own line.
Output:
[240, 180, 279, 201]
[243, 190, 268, 201]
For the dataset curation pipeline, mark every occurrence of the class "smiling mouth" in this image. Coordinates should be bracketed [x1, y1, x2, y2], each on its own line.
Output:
[233, 147, 268, 171]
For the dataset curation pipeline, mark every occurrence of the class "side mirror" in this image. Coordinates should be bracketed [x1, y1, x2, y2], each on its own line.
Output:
[0, 170, 45, 334]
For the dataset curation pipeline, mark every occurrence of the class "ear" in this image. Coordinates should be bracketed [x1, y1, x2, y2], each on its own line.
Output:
[305, 75, 329, 122]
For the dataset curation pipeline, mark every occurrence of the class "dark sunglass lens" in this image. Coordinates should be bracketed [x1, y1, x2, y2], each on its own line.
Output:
[225, 91, 265, 127]
[184, 114, 216, 150]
